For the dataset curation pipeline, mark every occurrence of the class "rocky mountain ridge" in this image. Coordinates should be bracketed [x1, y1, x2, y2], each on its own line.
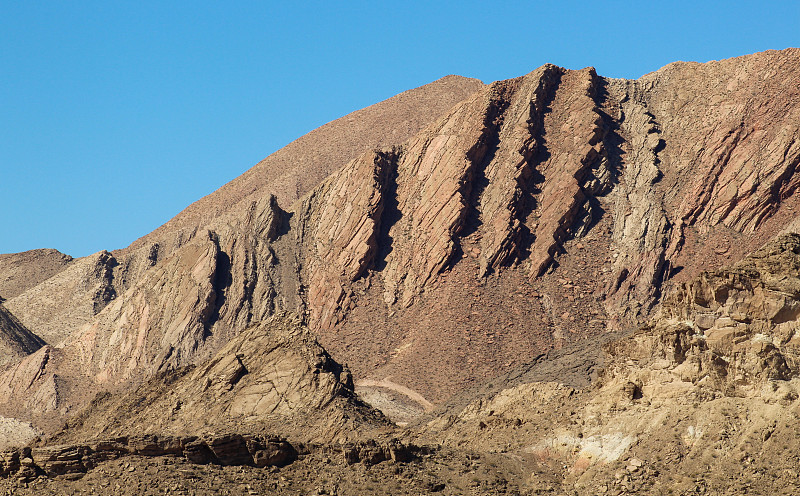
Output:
[1, 47, 799, 495]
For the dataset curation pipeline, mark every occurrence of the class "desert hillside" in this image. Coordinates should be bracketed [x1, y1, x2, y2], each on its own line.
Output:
[1, 48, 800, 495]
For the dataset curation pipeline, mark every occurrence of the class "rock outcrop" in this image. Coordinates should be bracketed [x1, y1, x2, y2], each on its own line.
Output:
[0, 433, 298, 482]
[0, 346, 60, 423]
[52, 313, 390, 446]
[423, 233, 800, 495]
[2, 49, 800, 436]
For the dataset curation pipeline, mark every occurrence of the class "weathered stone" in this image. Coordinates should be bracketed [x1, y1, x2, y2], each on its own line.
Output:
[206, 434, 253, 466]
[342, 440, 417, 466]
[695, 313, 716, 330]
[129, 435, 182, 457]
[247, 437, 297, 468]
[182, 440, 215, 465]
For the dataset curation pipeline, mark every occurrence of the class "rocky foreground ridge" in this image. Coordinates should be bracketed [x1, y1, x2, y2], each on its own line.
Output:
[0, 48, 800, 494]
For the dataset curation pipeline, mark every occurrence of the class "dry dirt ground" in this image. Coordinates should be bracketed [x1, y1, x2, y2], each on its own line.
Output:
[0, 447, 537, 496]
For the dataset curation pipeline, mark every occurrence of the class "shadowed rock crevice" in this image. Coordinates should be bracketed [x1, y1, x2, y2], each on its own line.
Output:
[353, 148, 401, 282]
[491, 65, 563, 273]
[446, 82, 518, 270]
[374, 152, 403, 272]
[566, 73, 622, 238]
[206, 235, 232, 334]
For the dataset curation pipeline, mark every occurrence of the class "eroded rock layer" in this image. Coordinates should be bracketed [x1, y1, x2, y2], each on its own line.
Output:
[1, 49, 800, 433]
[422, 233, 800, 495]
[52, 313, 391, 445]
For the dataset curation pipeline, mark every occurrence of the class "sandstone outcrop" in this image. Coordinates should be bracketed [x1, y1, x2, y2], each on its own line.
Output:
[52, 313, 390, 446]
[0, 433, 298, 482]
[0, 345, 61, 428]
[65, 235, 220, 385]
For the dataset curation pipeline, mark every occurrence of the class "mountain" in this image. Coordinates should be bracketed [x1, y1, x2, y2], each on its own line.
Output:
[0, 48, 799, 494]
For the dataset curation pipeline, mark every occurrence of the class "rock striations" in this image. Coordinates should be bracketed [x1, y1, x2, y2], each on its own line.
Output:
[1, 49, 800, 482]
[52, 313, 390, 445]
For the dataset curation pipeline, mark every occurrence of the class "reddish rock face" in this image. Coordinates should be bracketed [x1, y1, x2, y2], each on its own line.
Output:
[297, 48, 800, 404]
[2, 49, 800, 431]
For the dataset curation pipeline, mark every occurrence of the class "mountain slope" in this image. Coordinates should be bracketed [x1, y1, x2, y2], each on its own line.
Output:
[0, 249, 72, 301]
[1, 49, 799, 440]
[5, 251, 117, 346]
[304, 48, 800, 404]
[0, 304, 44, 367]
[422, 233, 800, 494]
[122, 75, 486, 257]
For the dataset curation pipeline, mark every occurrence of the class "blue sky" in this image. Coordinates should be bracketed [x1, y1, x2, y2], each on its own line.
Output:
[2, 1, 798, 257]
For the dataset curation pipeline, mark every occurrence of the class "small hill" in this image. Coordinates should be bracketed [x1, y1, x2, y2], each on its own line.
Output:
[0, 304, 44, 367]
[0, 249, 72, 300]
[52, 312, 393, 446]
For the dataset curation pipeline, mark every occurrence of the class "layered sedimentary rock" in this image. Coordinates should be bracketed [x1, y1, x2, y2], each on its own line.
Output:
[297, 49, 800, 405]
[53, 313, 389, 445]
[299, 149, 399, 329]
[1, 49, 800, 435]
[65, 235, 220, 385]
[0, 433, 298, 482]
[0, 344, 59, 433]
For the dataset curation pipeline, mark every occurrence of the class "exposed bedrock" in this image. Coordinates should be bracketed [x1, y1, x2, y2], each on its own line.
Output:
[1, 49, 800, 428]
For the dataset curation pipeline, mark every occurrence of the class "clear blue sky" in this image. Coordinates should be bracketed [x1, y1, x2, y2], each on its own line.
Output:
[2, 1, 798, 257]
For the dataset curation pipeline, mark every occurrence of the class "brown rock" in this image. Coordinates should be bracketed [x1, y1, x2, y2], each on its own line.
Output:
[182, 439, 215, 465]
[0, 304, 44, 367]
[4, 48, 800, 436]
[206, 434, 252, 466]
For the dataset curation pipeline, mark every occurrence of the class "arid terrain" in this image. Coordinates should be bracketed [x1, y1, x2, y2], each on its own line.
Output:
[2, 48, 800, 494]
